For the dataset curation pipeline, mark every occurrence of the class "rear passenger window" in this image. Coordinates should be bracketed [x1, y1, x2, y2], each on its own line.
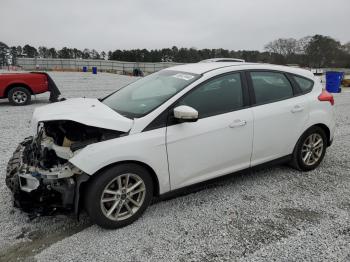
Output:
[293, 76, 314, 93]
[178, 73, 244, 118]
[250, 72, 293, 105]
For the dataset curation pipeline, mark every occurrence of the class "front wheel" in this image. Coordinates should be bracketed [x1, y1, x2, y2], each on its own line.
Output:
[84, 164, 153, 229]
[291, 127, 327, 171]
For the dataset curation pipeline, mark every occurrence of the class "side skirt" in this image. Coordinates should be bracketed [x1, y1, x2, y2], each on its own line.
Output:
[156, 154, 292, 202]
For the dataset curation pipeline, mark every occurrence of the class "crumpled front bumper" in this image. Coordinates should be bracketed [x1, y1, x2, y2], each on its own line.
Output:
[13, 172, 76, 216]
[6, 138, 89, 217]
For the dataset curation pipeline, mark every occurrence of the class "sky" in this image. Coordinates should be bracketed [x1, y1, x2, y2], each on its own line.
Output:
[1, 0, 349, 52]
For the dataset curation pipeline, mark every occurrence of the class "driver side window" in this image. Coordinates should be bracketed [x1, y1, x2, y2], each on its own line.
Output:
[177, 73, 244, 119]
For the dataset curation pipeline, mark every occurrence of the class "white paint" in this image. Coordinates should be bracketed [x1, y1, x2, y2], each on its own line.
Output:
[32, 63, 335, 195]
[31, 97, 133, 133]
[167, 108, 253, 189]
[173, 105, 198, 120]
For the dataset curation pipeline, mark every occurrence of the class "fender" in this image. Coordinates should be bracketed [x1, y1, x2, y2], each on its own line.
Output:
[69, 128, 171, 194]
[303, 102, 335, 143]
[3, 81, 32, 97]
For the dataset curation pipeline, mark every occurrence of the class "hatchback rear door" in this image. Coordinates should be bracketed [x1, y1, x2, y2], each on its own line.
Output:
[247, 71, 310, 166]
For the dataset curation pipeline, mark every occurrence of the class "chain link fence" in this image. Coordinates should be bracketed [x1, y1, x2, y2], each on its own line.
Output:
[11, 59, 350, 77]
[16, 58, 183, 74]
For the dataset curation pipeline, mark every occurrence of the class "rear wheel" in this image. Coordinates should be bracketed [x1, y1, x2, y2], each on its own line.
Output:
[8, 87, 31, 106]
[291, 127, 327, 171]
[84, 164, 153, 229]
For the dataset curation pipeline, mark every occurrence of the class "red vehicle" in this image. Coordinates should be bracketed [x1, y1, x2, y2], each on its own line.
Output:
[0, 72, 61, 105]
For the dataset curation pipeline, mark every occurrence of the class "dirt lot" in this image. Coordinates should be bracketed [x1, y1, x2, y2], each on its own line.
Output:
[0, 72, 349, 261]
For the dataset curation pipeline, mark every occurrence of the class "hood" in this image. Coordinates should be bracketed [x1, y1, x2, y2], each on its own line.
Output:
[31, 98, 133, 133]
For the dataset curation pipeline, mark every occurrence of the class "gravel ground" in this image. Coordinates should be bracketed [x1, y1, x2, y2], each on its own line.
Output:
[0, 72, 350, 262]
[0, 72, 135, 261]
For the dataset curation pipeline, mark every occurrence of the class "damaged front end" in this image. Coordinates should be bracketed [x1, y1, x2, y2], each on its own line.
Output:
[6, 120, 125, 217]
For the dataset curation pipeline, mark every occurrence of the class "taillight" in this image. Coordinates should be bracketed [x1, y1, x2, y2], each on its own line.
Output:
[318, 90, 334, 106]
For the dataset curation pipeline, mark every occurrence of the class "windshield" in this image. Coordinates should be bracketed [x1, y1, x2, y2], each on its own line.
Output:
[103, 70, 201, 118]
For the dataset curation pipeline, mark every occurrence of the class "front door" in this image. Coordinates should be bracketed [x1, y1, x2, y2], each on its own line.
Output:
[166, 72, 254, 190]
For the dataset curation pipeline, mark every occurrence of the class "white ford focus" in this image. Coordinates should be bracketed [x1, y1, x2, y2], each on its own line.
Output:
[6, 62, 335, 228]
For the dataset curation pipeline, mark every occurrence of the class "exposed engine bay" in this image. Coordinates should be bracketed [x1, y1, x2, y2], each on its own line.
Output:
[6, 120, 125, 217]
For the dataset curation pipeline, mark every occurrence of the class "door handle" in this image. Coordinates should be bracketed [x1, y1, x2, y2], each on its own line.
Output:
[291, 105, 304, 113]
[229, 119, 247, 128]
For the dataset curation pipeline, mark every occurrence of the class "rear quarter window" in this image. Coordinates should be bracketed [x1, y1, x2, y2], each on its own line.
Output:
[293, 76, 314, 93]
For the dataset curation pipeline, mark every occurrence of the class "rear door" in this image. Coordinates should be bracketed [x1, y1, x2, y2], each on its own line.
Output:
[166, 72, 254, 189]
[247, 71, 310, 166]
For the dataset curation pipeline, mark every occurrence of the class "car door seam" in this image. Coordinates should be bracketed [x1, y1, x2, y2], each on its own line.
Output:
[249, 109, 255, 168]
[165, 122, 172, 191]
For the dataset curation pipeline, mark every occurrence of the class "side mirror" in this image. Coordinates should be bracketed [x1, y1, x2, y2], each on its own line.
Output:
[173, 105, 198, 122]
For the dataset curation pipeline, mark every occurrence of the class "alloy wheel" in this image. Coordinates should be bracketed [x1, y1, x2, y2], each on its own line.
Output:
[301, 133, 324, 166]
[100, 173, 146, 221]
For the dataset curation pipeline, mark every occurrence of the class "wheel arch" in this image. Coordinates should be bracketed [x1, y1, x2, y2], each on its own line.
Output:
[75, 160, 160, 220]
[5, 83, 33, 97]
[312, 123, 331, 146]
[290, 123, 330, 171]
[296, 123, 331, 149]
[88, 160, 160, 197]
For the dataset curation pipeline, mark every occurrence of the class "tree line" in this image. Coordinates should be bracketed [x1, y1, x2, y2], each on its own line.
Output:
[1, 34, 349, 68]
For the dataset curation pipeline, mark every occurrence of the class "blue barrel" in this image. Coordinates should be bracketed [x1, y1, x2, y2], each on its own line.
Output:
[82, 66, 87, 72]
[92, 67, 97, 74]
[326, 71, 343, 93]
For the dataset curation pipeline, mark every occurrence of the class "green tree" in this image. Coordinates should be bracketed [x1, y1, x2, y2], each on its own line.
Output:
[38, 46, 48, 58]
[198, 48, 211, 60]
[82, 49, 90, 59]
[100, 51, 106, 60]
[22, 44, 38, 58]
[0, 42, 9, 66]
[10, 46, 17, 65]
[107, 51, 112, 60]
[343, 42, 350, 54]
[160, 48, 173, 62]
[265, 38, 299, 57]
[72, 48, 83, 59]
[90, 49, 100, 59]
[58, 47, 72, 59]
[47, 48, 57, 58]
[305, 35, 343, 67]
[16, 46, 23, 57]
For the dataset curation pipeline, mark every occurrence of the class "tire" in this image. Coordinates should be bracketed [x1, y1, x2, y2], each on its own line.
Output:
[290, 126, 327, 171]
[6, 144, 22, 192]
[8, 86, 31, 106]
[84, 163, 153, 229]
[6, 137, 33, 192]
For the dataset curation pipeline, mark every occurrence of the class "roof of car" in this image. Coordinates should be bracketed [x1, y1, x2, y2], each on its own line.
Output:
[199, 58, 245, 63]
[165, 62, 315, 79]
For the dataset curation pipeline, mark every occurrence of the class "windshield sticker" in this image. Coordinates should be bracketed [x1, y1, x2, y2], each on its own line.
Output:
[172, 73, 194, 81]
